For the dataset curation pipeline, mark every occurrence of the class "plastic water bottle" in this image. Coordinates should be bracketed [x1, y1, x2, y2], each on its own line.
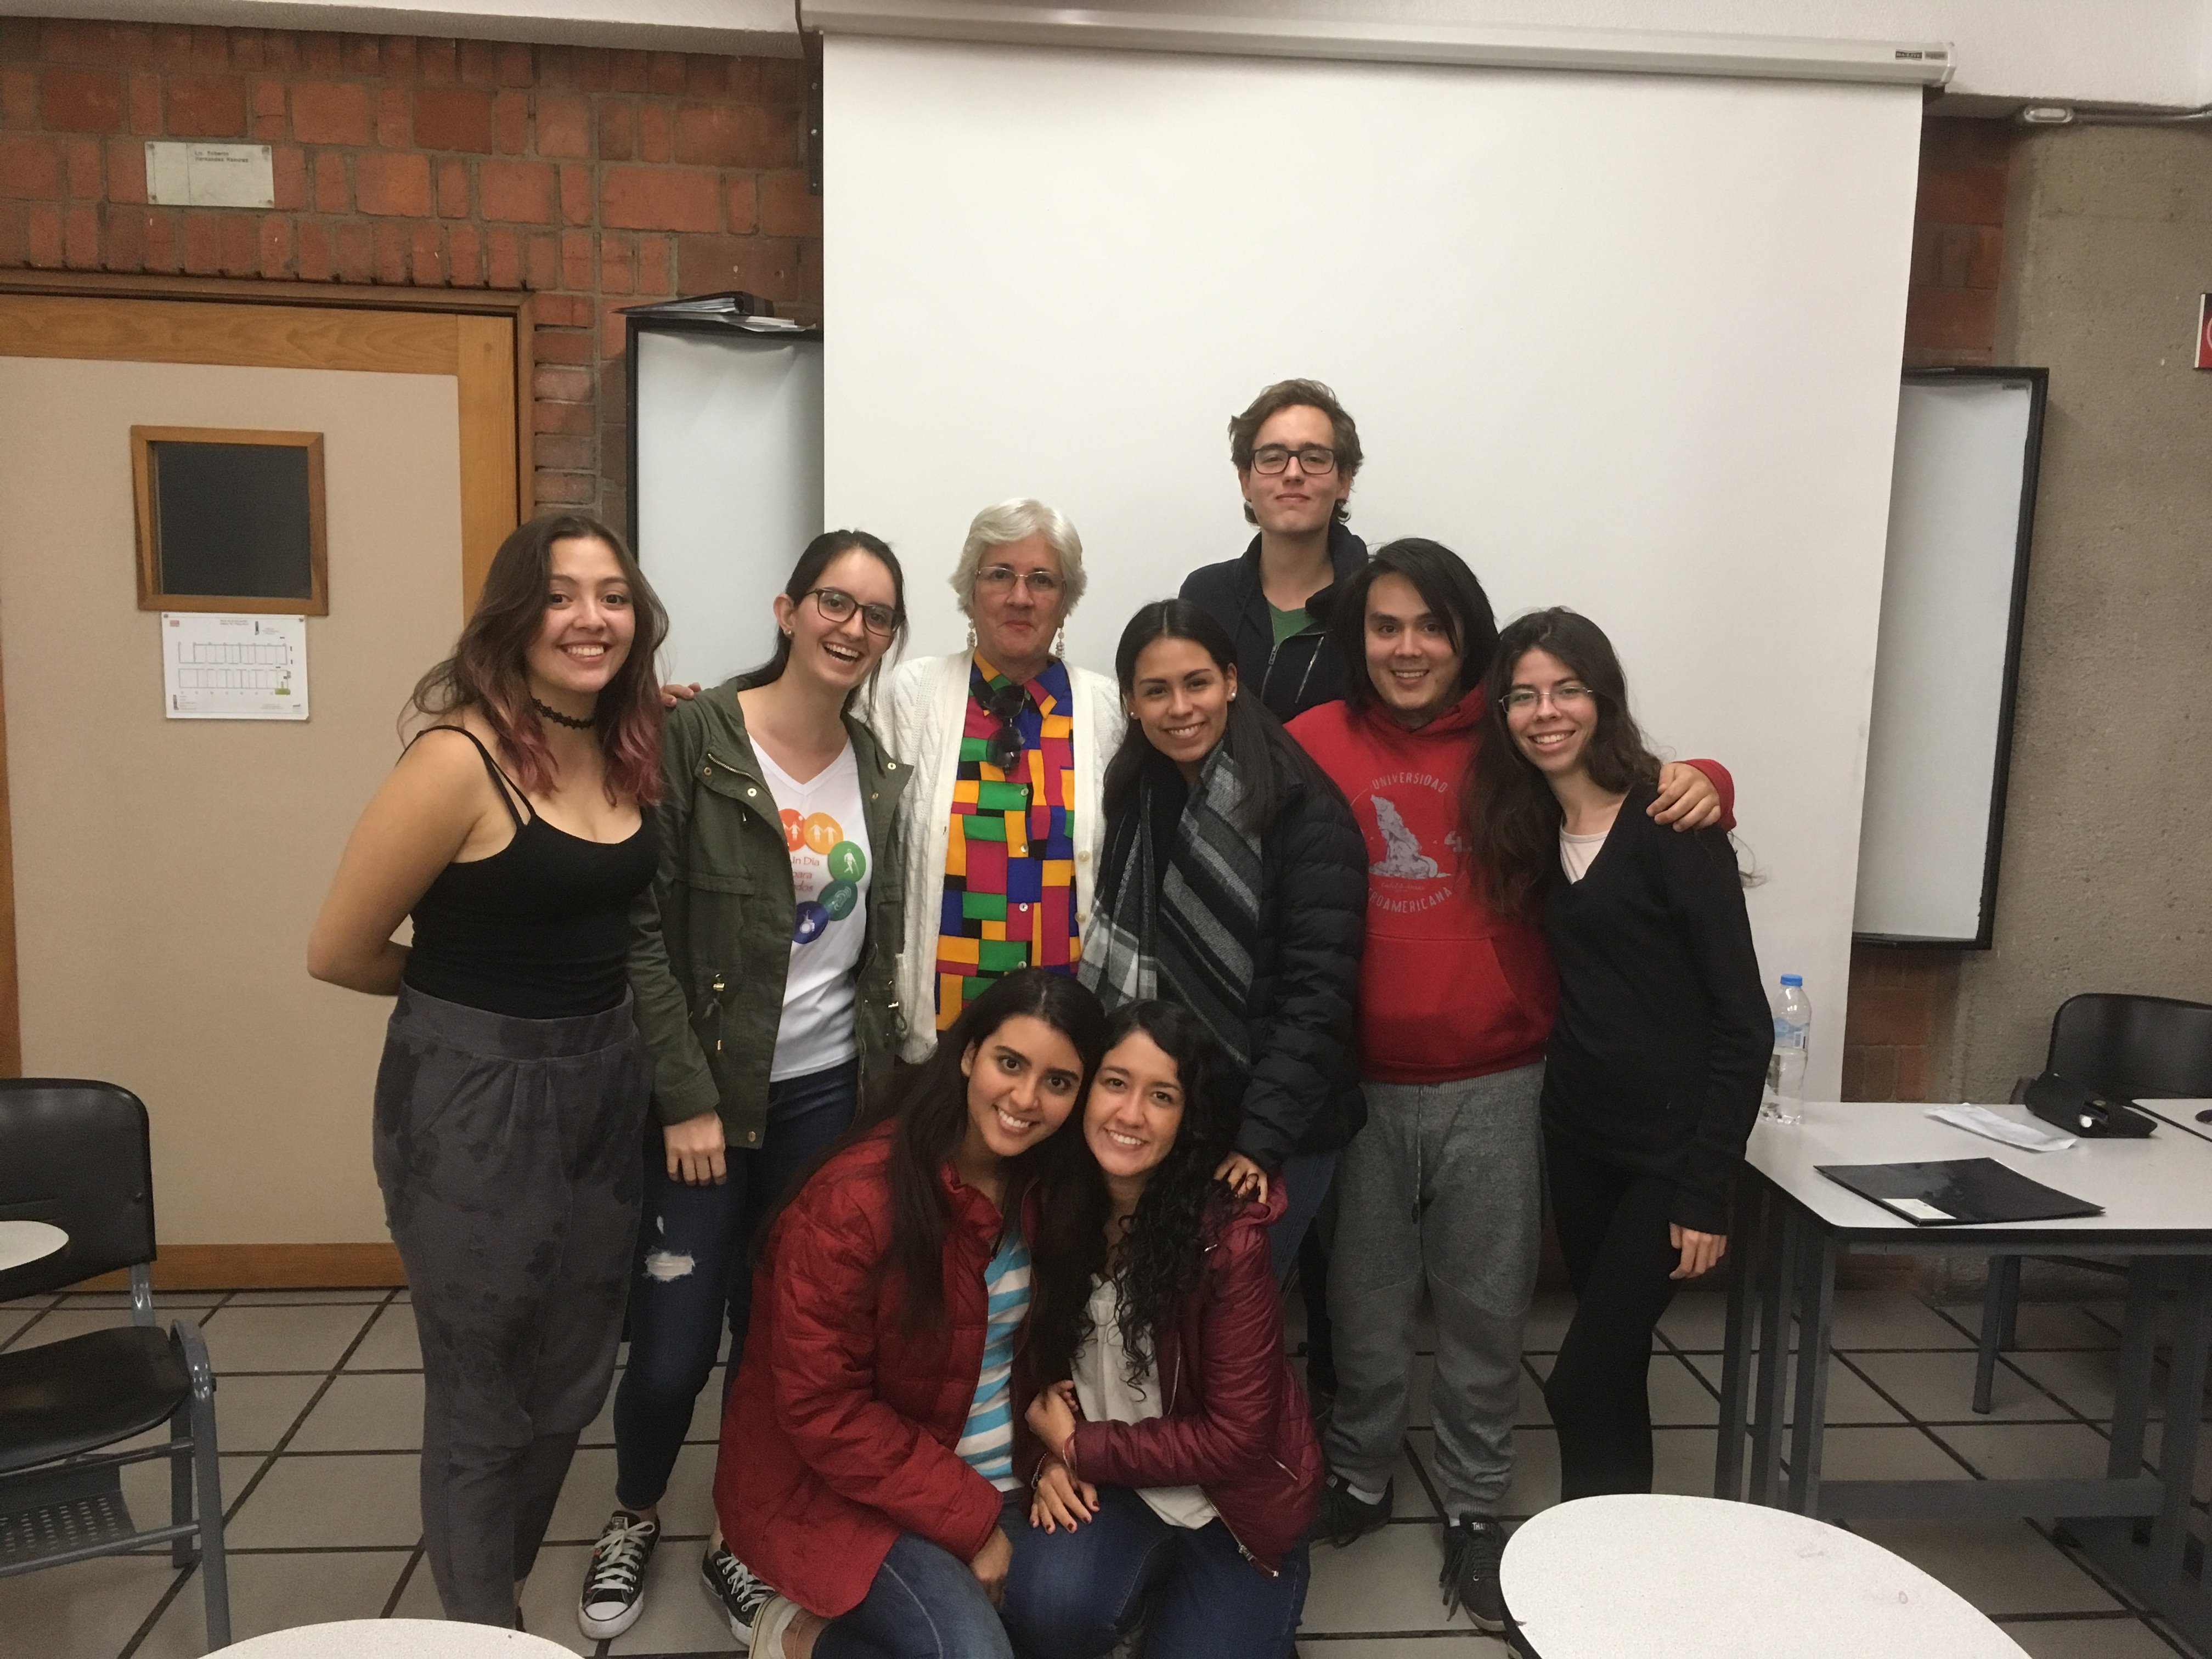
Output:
[1762, 974, 1811, 1126]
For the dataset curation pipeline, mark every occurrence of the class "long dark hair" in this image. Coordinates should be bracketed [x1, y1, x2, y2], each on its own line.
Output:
[1101, 599, 1341, 834]
[759, 969, 1108, 1351]
[1037, 1001, 1242, 1390]
[746, 529, 908, 696]
[1467, 607, 1661, 923]
[409, 513, 668, 805]
[1329, 538, 1499, 719]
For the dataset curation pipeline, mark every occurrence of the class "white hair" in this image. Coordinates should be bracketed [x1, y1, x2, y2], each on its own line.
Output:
[950, 498, 1088, 618]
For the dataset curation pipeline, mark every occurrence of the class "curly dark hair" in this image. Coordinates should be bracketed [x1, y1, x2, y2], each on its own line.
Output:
[1035, 1000, 1244, 1391]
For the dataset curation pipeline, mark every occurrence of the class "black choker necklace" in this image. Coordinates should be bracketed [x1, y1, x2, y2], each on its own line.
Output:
[532, 697, 596, 731]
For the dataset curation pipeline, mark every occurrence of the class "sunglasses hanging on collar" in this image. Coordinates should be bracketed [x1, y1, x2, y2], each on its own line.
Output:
[984, 683, 1027, 773]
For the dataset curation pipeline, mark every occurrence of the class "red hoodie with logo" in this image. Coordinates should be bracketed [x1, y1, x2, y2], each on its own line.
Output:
[1288, 691, 1733, 1084]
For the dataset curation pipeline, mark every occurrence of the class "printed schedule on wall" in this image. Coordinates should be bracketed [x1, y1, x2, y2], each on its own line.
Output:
[162, 611, 309, 720]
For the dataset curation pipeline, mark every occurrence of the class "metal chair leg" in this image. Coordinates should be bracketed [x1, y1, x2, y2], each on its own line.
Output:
[1973, 1256, 2020, 1414]
[168, 1401, 196, 1568]
[175, 1319, 231, 1651]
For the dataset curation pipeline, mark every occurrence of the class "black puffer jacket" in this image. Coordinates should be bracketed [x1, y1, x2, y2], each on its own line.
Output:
[1116, 747, 1369, 1166]
[1180, 522, 1370, 724]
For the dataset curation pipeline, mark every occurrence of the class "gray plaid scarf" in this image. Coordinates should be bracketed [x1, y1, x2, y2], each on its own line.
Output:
[1080, 745, 1263, 1068]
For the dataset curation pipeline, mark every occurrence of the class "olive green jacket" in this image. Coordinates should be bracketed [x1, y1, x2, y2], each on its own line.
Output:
[628, 674, 912, 1149]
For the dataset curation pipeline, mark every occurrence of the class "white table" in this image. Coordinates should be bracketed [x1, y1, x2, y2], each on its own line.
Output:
[0, 1218, 66, 1271]
[222, 1619, 574, 1657]
[1501, 1492, 2027, 1658]
[1717, 1100, 2212, 1650]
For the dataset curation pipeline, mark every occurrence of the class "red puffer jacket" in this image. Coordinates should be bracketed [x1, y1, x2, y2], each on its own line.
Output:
[715, 1123, 1033, 1616]
[1053, 1186, 1321, 1572]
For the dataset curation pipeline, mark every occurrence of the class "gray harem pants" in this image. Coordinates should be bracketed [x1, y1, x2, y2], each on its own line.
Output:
[1323, 1063, 1544, 1518]
[373, 985, 650, 1625]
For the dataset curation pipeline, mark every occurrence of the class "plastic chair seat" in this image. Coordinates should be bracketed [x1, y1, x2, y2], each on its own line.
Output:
[0, 1324, 190, 1476]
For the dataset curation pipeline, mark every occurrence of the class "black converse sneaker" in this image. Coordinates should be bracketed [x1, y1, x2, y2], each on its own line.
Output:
[578, 1508, 659, 1639]
[702, 1538, 776, 1649]
[1441, 1514, 1508, 1630]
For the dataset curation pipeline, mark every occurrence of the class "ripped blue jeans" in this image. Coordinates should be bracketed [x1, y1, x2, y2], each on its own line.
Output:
[611, 1058, 857, 1511]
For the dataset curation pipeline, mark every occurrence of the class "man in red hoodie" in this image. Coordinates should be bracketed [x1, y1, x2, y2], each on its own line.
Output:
[1287, 539, 1733, 1631]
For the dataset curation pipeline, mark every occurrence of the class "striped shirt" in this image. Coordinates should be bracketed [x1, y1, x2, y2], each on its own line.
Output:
[954, 1229, 1031, 1491]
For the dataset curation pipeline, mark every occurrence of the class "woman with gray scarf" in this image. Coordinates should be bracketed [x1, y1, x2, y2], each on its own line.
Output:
[1080, 599, 1367, 1278]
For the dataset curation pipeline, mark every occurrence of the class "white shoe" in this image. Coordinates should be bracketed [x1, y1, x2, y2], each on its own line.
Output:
[750, 1593, 804, 1659]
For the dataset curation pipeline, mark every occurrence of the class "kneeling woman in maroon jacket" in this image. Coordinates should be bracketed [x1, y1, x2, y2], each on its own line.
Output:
[719, 968, 1107, 1659]
[1008, 1000, 1322, 1658]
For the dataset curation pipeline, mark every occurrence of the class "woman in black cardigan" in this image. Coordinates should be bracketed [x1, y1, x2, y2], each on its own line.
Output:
[1080, 599, 1366, 1282]
[1467, 607, 1770, 1501]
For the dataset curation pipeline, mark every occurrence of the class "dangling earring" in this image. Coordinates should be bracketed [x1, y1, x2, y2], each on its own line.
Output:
[966, 623, 977, 651]
[1052, 625, 1066, 659]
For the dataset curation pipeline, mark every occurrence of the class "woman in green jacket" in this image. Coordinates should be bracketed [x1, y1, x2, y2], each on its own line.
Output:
[576, 530, 912, 1643]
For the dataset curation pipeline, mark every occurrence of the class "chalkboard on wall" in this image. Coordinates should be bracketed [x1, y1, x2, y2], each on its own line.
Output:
[131, 426, 328, 614]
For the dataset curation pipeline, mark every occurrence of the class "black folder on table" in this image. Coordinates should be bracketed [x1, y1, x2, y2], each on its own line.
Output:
[1816, 1158, 2103, 1226]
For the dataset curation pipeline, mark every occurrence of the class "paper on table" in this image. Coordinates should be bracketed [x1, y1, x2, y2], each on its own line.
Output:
[1927, 1103, 2076, 1153]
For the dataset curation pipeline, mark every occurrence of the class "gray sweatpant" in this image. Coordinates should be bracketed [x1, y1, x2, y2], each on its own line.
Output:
[1324, 1063, 1543, 1517]
[373, 985, 650, 1626]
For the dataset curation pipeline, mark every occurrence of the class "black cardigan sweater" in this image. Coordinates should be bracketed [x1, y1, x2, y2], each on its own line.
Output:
[1541, 782, 1772, 1234]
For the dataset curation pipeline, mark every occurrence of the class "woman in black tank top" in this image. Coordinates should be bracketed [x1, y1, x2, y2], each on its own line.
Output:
[309, 513, 668, 1629]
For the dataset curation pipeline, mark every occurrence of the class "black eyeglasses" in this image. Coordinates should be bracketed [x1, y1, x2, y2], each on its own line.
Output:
[1251, 443, 1338, 476]
[984, 684, 1026, 772]
[805, 586, 898, 637]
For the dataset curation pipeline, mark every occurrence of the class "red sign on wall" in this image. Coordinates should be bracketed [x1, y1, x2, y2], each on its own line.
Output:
[2198, 294, 2212, 369]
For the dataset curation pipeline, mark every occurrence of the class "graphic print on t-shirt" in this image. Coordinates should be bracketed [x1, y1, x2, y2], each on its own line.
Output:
[782, 806, 867, 945]
[1363, 773, 1465, 916]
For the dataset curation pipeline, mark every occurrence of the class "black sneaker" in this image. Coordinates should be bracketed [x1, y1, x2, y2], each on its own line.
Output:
[1441, 1514, 1508, 1630]
[577, 1508, 658, 1639]
[1306, 1474, 1393, 1547]
[702, 1539, 776, 1649]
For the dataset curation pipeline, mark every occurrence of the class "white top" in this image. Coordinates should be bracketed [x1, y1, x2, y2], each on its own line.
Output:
[1071, 1277, 1220, 1530]
[1746, 1098, 2212, 1238]
[222, 1620, 573, 1658]
[1502, 1493, 2028, 1659]
[1559, 827, 1607, 882]
[755, 742, 870, 1082]
[868, 650, 1124, 1062]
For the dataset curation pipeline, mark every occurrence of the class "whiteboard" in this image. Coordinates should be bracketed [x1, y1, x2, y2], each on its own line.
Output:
[631, 327, 824, 689]
[1854, 371, 2044, 946]
[821, 35, 1923, 1102]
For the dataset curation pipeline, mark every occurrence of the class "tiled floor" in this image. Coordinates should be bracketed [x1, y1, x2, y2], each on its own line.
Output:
[2, 1283, 2205, 1657]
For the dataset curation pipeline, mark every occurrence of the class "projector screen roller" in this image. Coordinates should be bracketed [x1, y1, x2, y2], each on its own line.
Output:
[821, 35, 1922, 1098]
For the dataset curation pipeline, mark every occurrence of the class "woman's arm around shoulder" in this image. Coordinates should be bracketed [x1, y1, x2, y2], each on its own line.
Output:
[1064, 1199, 1286, 1490]
[306, 726, 498, 996]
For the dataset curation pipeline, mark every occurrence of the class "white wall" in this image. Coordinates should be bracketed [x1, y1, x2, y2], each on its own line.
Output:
[821, 35, 1925, 1098]
[12, 0, 2212, 106]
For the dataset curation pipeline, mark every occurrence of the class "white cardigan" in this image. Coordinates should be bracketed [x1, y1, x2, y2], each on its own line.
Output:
[870, 649, 1125, 1062]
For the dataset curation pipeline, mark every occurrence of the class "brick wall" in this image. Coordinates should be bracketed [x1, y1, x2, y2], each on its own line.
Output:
[0, 17, 817, 523]
[1838, 116, 2018, 1103]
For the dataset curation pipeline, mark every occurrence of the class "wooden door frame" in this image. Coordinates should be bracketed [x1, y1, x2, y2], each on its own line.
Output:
[0, 273, 535, 1089]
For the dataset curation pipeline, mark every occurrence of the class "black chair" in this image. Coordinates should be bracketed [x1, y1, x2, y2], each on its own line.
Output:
[1972, 994, 2212, 1413]
[0, 1080, 230, 1647]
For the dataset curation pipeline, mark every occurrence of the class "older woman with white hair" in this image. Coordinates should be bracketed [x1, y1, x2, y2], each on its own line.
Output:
[872, 498, 1124, 1058]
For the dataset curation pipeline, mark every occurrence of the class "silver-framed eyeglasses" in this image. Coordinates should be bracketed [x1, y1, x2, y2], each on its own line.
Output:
[1251, 443, 1339, 476]
[806, 586, 898, 636]
[976, 566, 1062, 596]
[1499, 682, 1597, 713]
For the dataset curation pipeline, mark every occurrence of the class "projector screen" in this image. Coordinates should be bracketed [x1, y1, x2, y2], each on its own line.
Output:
[821, 35, 1922, 1098]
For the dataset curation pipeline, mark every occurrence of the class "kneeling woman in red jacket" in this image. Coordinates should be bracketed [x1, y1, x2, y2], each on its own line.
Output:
[720, 967, 1107, 1659]
[1006, 1000, 1322, 1658]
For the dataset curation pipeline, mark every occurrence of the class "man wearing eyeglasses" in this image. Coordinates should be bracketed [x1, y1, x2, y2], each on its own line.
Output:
[1181, 378, 1369, 724]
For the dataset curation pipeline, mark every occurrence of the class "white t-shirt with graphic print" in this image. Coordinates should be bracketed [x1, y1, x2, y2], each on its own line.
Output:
[755, 742, 872, 1081]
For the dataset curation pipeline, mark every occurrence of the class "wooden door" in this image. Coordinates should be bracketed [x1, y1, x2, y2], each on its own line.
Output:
[0, 281, 529, 1286]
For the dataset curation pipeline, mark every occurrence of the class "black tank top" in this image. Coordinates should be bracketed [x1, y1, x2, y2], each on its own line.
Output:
[402, 727, 658, 1019]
